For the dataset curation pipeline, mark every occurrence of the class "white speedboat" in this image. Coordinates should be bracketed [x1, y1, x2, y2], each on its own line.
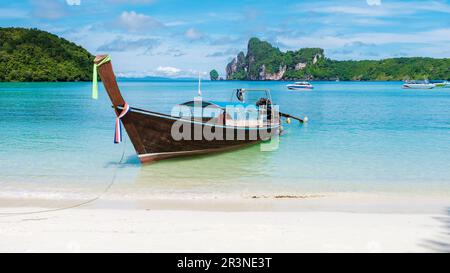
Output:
[286, 81, 314, 90]
[402, 80, 435, 89]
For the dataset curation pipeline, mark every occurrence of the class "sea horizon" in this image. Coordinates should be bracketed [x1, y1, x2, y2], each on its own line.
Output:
[0, 79, 445, 83]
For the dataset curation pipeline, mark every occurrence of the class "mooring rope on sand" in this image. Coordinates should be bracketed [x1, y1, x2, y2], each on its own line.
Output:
[0, 138, 128, 217]
[0, 55, 127, 217]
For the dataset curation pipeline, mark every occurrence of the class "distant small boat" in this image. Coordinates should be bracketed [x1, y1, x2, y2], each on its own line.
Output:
[402, 80, 435, 89]
[287, 81, 313, 90]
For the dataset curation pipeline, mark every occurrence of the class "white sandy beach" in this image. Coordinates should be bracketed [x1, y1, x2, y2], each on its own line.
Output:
[1, 194, 449, 252]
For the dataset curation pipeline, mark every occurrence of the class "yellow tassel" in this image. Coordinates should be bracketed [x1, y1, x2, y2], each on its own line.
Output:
[92, 55, 112, 100]
[92, 63, 98, 100]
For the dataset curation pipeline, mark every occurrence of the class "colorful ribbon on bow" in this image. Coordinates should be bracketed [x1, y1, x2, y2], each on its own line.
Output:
[92, 55, 112, 100]
[114, 103, 130, 144]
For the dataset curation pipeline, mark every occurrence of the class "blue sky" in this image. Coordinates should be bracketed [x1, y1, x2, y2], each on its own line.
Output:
[1, 0, 449, 78]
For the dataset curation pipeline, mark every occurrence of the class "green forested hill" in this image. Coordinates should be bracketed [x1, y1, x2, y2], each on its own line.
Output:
[309, 57, 450, 81]
[0, 28, 94, 82]
[226, 38, 450, 81]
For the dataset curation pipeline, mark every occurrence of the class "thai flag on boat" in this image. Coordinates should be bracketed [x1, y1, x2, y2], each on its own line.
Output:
[114, 103, 130, 144]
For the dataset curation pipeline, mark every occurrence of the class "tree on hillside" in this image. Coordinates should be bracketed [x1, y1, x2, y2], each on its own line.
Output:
[209, 69, 219, 81]
[225, 37, 450, 81]
[0, 27, 94, 82]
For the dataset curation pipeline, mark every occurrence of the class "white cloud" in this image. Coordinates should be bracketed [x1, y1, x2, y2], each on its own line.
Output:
[117, 66, 208, 78]
[309, 5, 388, 17]
[97, 37, 160, 52]
[278, 28, 450, 49]
[302, 0, 450, 17]
[155, 48, 186, 57]
[66, 0, 81, 6]
[154, 66, 208, 78]
[185, 28, 203, 41]
[156, 66, 181, 76]
[165, 20, 188, 26]
[366, 0, 381, 6]
[277, 28, 450, 59]
[117, 11, 164, 32]
[59, 23, 225, 78]
[206, 48, 240, 58]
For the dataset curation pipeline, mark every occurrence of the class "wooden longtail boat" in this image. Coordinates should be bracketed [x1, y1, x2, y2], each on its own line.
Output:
[94, 54, 284, 163]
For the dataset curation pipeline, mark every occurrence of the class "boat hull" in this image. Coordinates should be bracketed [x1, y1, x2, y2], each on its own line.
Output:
[120, 107, 280, 163]
[402, 84, 435, 89]
[287, 85, 313, 90]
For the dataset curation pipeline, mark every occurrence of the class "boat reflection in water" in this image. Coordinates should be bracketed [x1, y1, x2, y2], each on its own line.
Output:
[133, 144, 272, 190]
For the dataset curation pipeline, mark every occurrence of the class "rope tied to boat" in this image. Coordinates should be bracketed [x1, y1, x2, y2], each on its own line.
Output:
[114, 103, 130, 144]
[92, 55, 112, 100]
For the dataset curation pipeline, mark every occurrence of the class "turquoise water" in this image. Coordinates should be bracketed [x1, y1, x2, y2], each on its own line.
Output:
[1, 81, 450, 199]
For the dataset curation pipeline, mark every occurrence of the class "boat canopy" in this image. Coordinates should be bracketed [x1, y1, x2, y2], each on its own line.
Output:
[209, 101, 254, 108]
[404, 80, 430, 84]
[180, 100, 254, 109]
[179, 100, 220, 108]
[429, 80, 446, 83]
[176, 89, 273, 120]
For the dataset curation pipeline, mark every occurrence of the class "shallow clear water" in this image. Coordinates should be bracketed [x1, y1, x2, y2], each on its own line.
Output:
[1, 81, 450, 199]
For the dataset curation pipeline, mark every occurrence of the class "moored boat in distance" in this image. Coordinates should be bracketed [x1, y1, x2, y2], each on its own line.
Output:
[93, 55, 305, 164]
[402, 80, 435, 89]
[286, 81, 313, 90]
